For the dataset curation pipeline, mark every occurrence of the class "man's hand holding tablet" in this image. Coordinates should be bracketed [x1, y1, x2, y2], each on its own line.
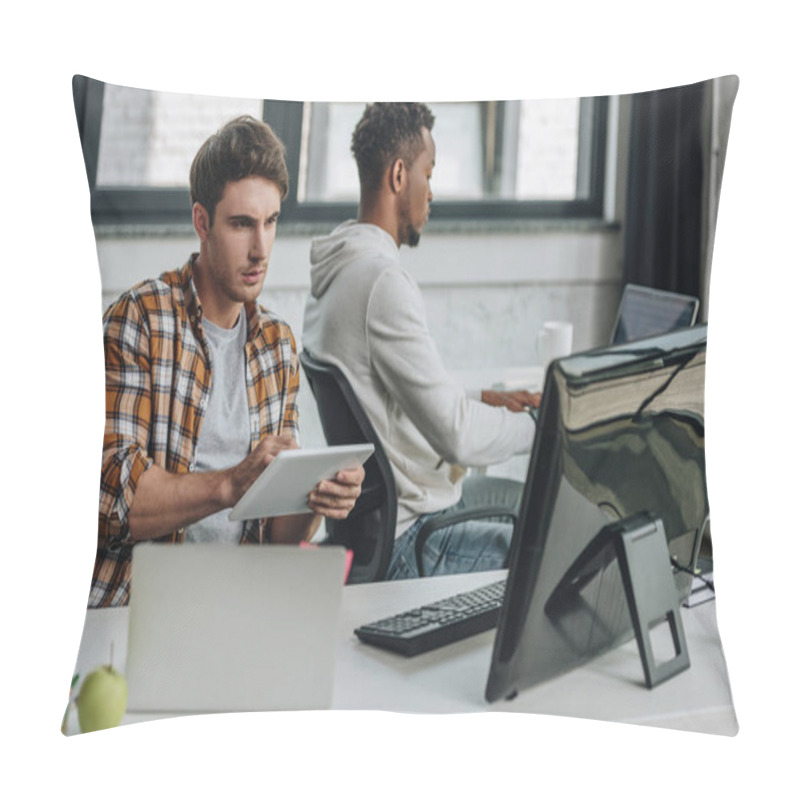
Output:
[229, 443, 374, 522]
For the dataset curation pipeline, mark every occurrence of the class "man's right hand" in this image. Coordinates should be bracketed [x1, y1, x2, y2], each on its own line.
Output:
[129, 434, 299, 542]
[224, 434, 298, 507]
[480, 389, 541, 413]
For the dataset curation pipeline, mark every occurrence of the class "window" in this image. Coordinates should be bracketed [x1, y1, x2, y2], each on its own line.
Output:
[74, 76, 607, 227]
[94, 85, 261, 188]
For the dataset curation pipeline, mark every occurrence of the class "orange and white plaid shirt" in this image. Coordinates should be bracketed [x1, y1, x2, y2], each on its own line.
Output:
[90, 257, 300, 608]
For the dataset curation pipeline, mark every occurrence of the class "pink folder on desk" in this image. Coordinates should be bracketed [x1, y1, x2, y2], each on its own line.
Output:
[300, 541, 353, 583]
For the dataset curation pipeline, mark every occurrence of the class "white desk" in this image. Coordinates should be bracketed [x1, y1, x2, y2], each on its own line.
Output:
[67, 570, 737, 736]
[453, 365, 545, 394]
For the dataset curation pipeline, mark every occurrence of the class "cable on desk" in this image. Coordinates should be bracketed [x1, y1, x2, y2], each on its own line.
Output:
[670, 557, 715, 593]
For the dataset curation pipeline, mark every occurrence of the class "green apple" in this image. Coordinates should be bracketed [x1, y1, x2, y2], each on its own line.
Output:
[76, 665, 128, 733]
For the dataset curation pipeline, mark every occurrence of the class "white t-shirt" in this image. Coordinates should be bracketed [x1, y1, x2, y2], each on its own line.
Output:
[185, 308, 251, 544]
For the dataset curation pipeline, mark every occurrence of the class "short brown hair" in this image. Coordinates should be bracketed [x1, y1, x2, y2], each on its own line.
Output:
[351, 103, 435, 192]
[190, 115, 289, 224]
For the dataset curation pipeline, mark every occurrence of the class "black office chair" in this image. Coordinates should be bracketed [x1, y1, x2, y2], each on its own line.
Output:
[300, 350, 520, 582]
[299, 350, 397, 583]
[412, 486, 519, 577]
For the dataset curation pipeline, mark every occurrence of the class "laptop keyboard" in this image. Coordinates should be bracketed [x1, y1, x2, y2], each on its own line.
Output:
[354, 579, 507, 657]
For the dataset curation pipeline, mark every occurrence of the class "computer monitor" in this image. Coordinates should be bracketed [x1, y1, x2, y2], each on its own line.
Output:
[610, 283, 700, 345]
[485, 324, 709, 702]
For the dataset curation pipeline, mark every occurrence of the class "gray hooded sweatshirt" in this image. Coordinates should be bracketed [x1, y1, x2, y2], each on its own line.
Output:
[302, 220, 535, 539]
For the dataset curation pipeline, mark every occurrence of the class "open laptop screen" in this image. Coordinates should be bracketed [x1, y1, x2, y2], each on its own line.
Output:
[611, 284, 699, 344]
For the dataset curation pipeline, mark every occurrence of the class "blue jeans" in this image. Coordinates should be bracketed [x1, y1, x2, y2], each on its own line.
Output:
[387, 475, 523, 580]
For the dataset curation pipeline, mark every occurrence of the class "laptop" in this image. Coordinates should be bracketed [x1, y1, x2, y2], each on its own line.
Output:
[125, 542, 347, 713]
[610, 283, 699, 345]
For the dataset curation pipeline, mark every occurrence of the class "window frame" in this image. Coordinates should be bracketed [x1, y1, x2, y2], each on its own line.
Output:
[73, 76, 608, 227]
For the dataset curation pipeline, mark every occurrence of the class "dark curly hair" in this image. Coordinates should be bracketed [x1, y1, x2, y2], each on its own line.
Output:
[351, 103, 435, 193]
[190, 115, 289, 225]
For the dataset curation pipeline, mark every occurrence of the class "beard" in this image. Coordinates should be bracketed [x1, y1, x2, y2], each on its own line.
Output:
[401, 220, 422, 248]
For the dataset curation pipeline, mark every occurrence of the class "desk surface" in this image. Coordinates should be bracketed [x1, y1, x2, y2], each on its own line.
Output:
[453, 365, 544, 393]
[68, 570, 737, 736]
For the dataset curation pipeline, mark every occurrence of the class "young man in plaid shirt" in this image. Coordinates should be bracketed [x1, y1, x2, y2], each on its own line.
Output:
[91, 115, 364, 608]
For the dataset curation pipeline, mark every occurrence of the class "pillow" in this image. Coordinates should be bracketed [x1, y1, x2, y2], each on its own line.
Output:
[65, 75, 738, 738]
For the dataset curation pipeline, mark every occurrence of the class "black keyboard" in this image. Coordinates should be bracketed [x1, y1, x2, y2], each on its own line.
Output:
[354, 579, 507, 657]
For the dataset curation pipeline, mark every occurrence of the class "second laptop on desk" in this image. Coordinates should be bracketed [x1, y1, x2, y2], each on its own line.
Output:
[125, 543, 348, 713]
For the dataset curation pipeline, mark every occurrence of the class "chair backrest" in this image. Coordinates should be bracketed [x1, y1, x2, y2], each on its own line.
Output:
[299, 350, 396, 583]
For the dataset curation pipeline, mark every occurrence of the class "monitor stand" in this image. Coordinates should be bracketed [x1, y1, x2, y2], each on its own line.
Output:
[546, 512, 690, 689]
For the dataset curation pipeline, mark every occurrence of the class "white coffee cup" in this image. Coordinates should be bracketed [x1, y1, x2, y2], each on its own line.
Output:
[535, 321, 574, 368]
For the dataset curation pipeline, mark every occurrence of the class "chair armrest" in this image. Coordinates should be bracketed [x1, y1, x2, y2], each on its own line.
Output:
[415, 506, 517, 576]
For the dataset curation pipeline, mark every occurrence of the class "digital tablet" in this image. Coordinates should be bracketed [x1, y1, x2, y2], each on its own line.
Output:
[229, 443, 375, 520]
